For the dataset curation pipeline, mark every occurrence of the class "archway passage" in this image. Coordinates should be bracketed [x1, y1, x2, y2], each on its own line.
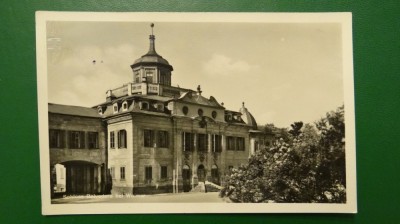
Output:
[197, 164, 206, 182]
[182, 165, 191, 192]
[62, 161, 101, 195]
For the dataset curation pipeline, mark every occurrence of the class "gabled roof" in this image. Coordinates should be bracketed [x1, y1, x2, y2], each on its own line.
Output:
[48, 103, 101, 118]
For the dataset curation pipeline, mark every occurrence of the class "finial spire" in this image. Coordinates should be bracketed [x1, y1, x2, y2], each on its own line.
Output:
[197, 85, 202, 95]
[147, 23, 157, 55]
[242, 102, 245, 108]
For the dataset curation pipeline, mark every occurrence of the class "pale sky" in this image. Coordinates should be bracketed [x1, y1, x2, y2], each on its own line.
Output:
[47, 21, 344, 128]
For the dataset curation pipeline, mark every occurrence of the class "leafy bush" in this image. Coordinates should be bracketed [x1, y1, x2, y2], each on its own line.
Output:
[224, 106, 346, 203]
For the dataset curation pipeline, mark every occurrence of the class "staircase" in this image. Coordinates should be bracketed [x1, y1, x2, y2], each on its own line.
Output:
[191, 181, 222, 193]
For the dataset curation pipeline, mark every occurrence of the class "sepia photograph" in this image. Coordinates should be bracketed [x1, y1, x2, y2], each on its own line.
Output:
[36, 12, 356, 214]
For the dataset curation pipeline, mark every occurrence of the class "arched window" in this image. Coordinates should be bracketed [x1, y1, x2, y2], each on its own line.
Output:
[113, 103, 118, 114]
[122, 101, 128, 111]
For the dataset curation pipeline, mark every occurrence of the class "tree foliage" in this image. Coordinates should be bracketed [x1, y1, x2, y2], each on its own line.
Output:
[289, 121, 303, 137]
[221, 106, 346, 203]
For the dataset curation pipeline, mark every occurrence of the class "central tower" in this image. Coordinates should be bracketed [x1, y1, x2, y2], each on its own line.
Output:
[130, 23, 173, 86]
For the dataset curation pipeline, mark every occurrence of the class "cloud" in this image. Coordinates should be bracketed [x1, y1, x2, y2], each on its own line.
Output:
[202, 54, 257, 76]
[48, 44, 137, 107]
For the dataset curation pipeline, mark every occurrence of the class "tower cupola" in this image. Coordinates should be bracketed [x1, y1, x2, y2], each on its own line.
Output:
[130, 23, 173, 86]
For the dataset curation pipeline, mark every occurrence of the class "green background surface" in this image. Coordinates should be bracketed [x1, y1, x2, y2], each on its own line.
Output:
[0, 1, 399, 223]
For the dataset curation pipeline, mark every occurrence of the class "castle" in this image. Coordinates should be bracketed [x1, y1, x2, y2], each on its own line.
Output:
[48, 24, 273, 196]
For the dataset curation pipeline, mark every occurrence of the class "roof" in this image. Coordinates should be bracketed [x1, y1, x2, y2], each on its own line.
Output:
[175, 92, 224, 108]
[136, 94, 173, 102]
[48, 103, 101, 118]
[130, 35, 173, 70]
[94, 94, 174, 107]
[239, 105, 258, 129]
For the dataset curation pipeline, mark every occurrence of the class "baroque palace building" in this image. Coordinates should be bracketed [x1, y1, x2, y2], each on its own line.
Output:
[49, 24, 273, 196]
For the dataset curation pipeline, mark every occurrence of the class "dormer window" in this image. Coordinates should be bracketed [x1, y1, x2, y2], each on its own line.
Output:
[140, 102, 149, 110]
[113, 103, 118, 114]
[156, 104, 164, 111]
[122, 101, 128, 112]
[97, 106, 103, 115]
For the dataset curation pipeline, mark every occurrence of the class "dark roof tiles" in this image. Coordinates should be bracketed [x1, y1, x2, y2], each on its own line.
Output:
[48, 103, 101, 118]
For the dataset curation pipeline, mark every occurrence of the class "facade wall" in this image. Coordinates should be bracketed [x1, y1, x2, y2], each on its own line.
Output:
[49, 113, 106, 166]
[48, 113, 107, 196]
[107, 115, 134, 195]
[172, 101, 225, 122]
[132, 114, 175, 194]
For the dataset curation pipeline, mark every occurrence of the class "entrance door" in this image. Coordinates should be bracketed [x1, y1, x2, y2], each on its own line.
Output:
[197, 165, 206, 182]
[64, 161, 98, 195]
[182, 165, 191, 192]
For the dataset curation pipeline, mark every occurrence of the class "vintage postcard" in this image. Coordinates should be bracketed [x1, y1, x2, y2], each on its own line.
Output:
[36, 12, 357, 214]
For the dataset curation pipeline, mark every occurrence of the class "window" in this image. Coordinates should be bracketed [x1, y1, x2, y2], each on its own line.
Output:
[160, 166, 167, 179]
[118, 130, 127, 148]
[145, 166, 152, 183]
[97, 107, 103, 115]
[237, 137, 245, 151]
[211, 111, 217, 119]
[69, 131, 85, 149]
[144, 129, 155, 147]
[182, 132, 194, 151]
[110, 131, 115, 149]
[110, 167, 115, 179]
[254, 140, 259, 152]
[49, 129, 65, 148]
[182, 106, 189, 115]
[88, 132, 99, 149]
[113, 103, 118, 114]
[141, 102, 149, 110]
[157, 104, 164, 111]
[197, 133, 208, 152]
[226, 136, 245, 151]
[122, 101, 128, 111]
[157, 131, 169, 148]
[211, 134, 222, 152]
[134, 70, 140, 83]
[198, 108, 204, 116]
[120, 167, 125, 180]
[145, 69, 155, 83]
[226, 136, 235, 151]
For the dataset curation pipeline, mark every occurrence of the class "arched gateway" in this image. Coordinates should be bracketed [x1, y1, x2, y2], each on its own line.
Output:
[60, 160, 103, 195]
